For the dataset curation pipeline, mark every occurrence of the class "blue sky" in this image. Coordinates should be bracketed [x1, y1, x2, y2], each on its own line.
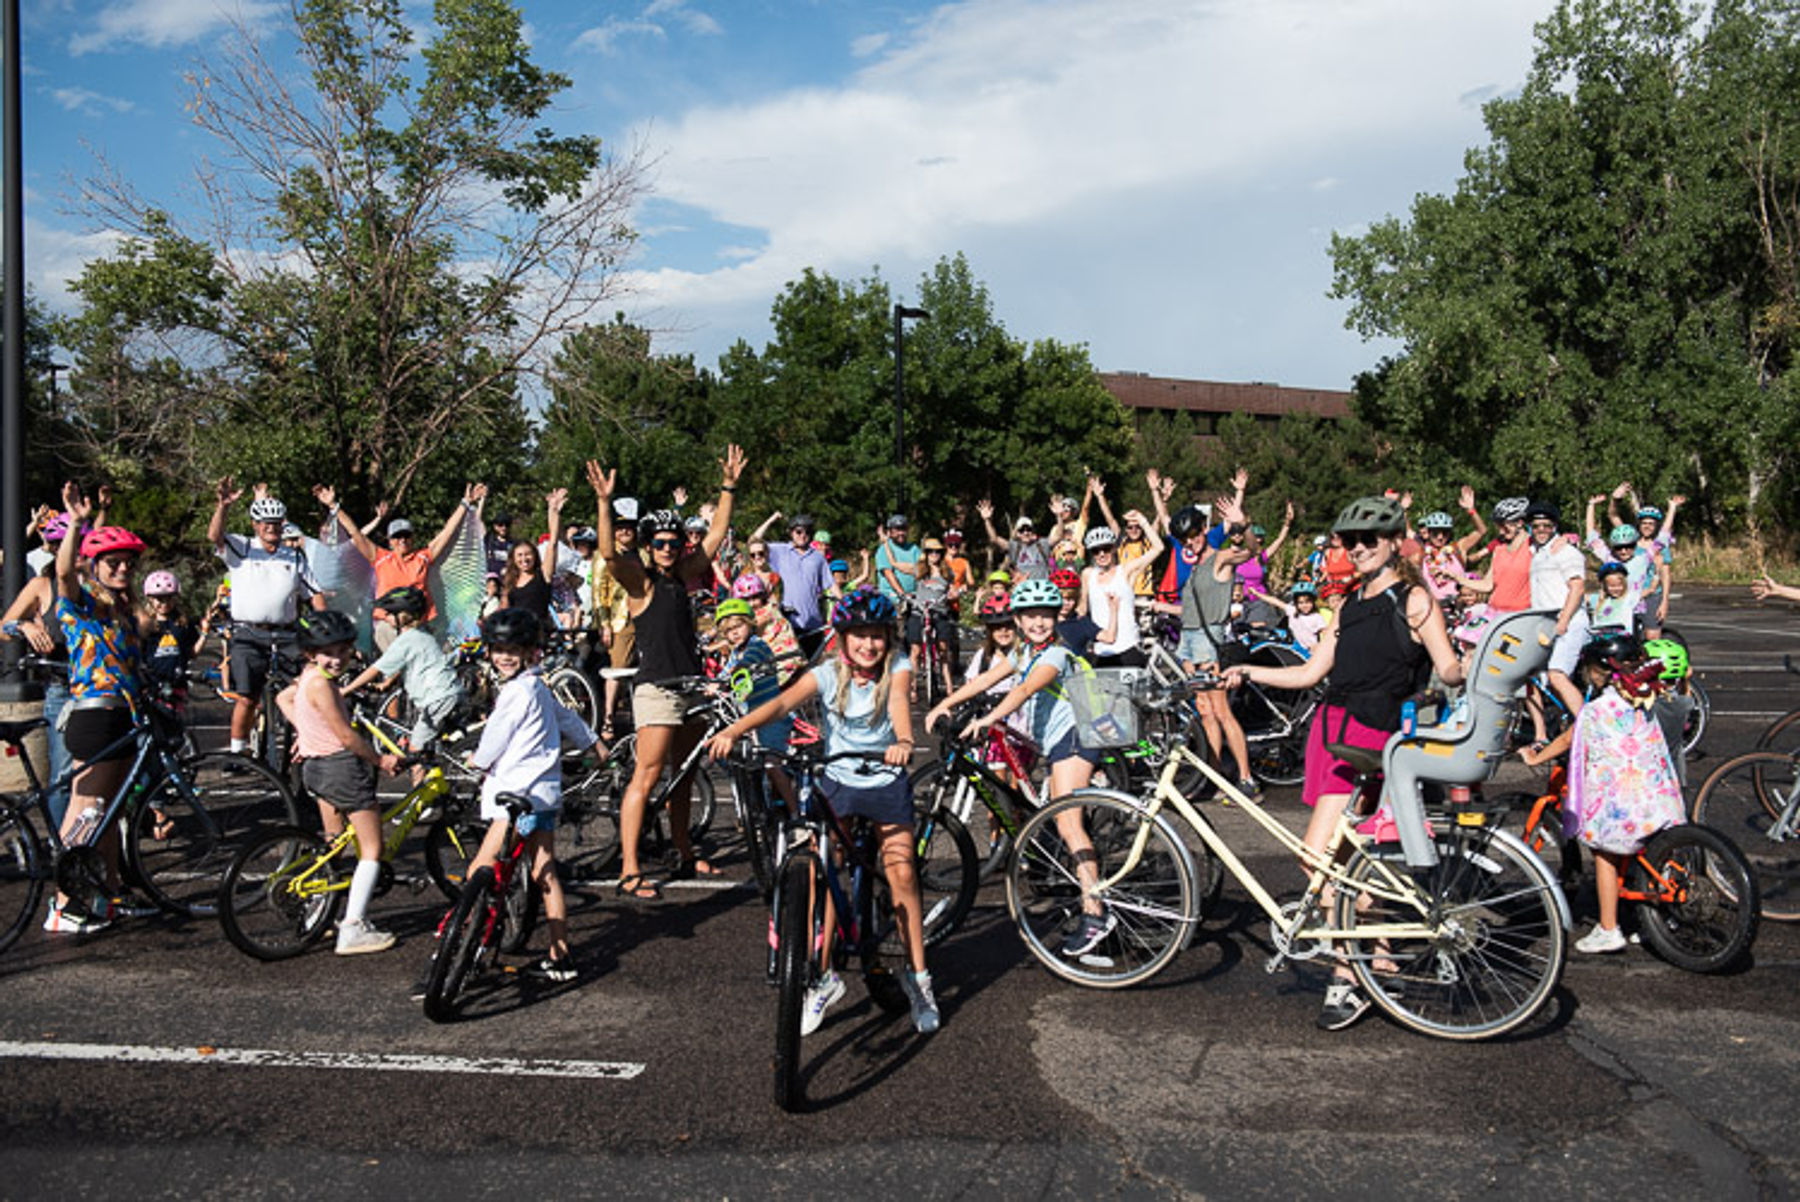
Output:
[16, 0, 1550, 390]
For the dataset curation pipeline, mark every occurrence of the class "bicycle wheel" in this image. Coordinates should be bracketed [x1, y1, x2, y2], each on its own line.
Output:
[545, 666, 603, 731]
[1756, 707, 1800, 758]
[423, 810, 488, 901]
[130, 757, 296, 918]
[912, 760, 1014, 880]
[217, 826, 341, 960]
[774, 851, 818, 1112]
[901, 806, 978, 949]
[0, 805, 46, 955]
[177, 752, 301, 838]
[1691, 751, 1800, 921]
[732, 765, 779, 900]
[556, 755, 625, 880]
[1006, 790, 1197, 988]
[1628, 823, 1759, 972]
[1339, 826, 1566, 1041]
[1682, 678, 1709, 756]
[424, 867, 496, 1023]
[498, 859, 539, 955]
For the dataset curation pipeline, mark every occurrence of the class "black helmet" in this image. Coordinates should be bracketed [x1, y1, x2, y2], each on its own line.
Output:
[789, 512, 816, 533]
[1524, 500, 1561, 527]
[1169, 505, 1207, 540]
[377, 586, 429, 617]
[1579, 626, 1642, 671]
[297, 608, 359, 649]
[482, 607, 543, 649]
[638, 509, 683, 540]
[1331, 496, 1405, 536]
[885, 512, 909, 531]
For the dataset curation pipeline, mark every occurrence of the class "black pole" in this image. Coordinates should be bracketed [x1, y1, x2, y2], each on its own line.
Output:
[1, 0, 33, 702]
[892, 304, 927, 516]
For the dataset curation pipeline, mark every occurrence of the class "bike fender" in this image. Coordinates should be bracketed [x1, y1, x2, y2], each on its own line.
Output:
[1484, 826, 1574, 931]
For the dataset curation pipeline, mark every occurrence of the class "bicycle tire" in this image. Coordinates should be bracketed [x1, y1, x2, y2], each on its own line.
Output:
[912, 760, 1016, 880]
[1339, 826, 1566, 1041]
[1682, 678, 1709, 756]
[498, 859, 539, 955]
[895, 806, 979, 951]
[1756, 707, 1800, 759]
[546, 665, 603, 732]
[129, 755, 297, 918]
[0, 805, 46, 956]
[423, 813, 488, 901]
[1690, 750, 1800, 921]
[774, 851, 817, 1112]
[732, 766, 778, 900]
[1005, 790, 1197, 988]
[1628, 823, 1759, 972]
[556, 754, 625, 880]
[217, 826, 341, 960]
[424, 867, 496, 1023]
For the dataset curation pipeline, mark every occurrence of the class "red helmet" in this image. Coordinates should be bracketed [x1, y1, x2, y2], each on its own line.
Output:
[1049, 567, 1081, 590]
[978, 593, 1014, 625]
[81, 526, 146, 560]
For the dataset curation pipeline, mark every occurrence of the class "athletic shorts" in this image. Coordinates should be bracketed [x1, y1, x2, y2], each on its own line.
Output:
[229, 627, 298, 699]
[301, 750, 378, 812]
[1302, 704, 1390, 807]
[63, 705, 135, 765]
[632, 681, 694, 728]
[818, 774, 914, 827]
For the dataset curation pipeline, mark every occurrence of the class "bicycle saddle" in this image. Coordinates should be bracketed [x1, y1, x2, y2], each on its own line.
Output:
[1324, 742, 1383, 776]
[0, 717, 48, 745]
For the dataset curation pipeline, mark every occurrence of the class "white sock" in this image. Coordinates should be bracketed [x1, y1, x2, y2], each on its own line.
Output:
[346, 860, 381, 926]
[230, 739, 247, 754]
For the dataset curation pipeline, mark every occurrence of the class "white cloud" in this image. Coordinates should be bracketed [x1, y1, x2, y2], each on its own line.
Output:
[69, 0, 281, 54]
[851, 32, 890, 58]
[577, 0, 721, 53]
[23, 217, 123, 312]
[49, 86, 135, 115]
[614, 0, 1545, 385]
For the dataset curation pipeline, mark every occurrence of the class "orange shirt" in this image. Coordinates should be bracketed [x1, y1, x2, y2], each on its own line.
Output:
[372, 549, 435, 620]
[947, 554, 973, 592]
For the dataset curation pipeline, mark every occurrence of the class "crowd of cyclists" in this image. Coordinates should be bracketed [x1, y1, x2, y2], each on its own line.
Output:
[3, 448, 1795, 1040]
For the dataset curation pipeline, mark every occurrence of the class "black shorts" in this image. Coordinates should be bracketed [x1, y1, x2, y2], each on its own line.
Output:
[64, 706, 135, 765]
[301, 751, 378, 812]
[229, 627, 299, 699]
[818, 774, 914, 828]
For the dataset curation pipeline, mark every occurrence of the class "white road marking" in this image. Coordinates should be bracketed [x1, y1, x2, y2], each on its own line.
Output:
[0, 1040, 644, 1080]
[1664, 618, 1800, 640]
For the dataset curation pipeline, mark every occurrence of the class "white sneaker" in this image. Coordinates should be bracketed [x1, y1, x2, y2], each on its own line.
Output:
[898, 970, 941, 1035]
[800, 971, 846, 1036]
[335, 918, 397, 956]
[43, 899, 110, 935]
[1575, 923, 1628, 954]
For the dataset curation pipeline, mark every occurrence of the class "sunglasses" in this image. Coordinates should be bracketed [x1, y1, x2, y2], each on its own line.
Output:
[650, 537, 682, 550]
[1340, 531, 1388, 549]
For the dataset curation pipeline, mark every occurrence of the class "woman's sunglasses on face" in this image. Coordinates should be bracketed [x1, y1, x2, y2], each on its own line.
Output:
[1340, 531, 1388, 550]
[650, 537, 682, 551]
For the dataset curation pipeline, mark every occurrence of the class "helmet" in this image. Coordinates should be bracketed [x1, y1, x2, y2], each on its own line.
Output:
[482, 607, 543, 648]
[248, 497, 287, 523]
[1049, 567, 1081, 590]
[1580, 627, 1643, 672]
[814, 530, 832, 545]
[986, 569, 1012, 584]
[143, 571, 180, 597]
[788, 513, 816, 533]
[943, 528, 964, 545]
[1607, 523, 1639, 547]
[731, 573, 768, 599]
[1290, 581, 1318, 597]
[1010, 578, 1062, 612]
[1491, 496, 1530, 522]
[1312, 534, 1327, 547]
[1643, 638, 1690, 680]
[1083, 525, 1117, 551]
[978, 593, 1014, 624]
[1251, 524, 1268, 540]
[40, 512, 70, 541]
[1420, 511, 1454, 531]
[921, 537, 945, 552]
[1331, 496, 1405, 536]
[569, 526, 598, 546]
[885, 513, 908, 531]
[1637, 506, 1664, 522]
[1523, 500, 1561, 527]
[81, 526, 146, 559]
[296, 608, 358, 649]
[828, 559, 848, 573]
[1596, 560, 1628, 578]
[684, 515, 709, 534]
[1169, 506, 1207, 540]
[639, 509, 683, 539]
[830, 586, 896, 631]
[714, 599, 755, 624]
[282, 523, 304, 541]
[377, 586, 429, 616]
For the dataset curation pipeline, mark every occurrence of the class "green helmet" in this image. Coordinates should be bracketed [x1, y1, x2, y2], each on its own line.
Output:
[1642, 638, 1689, 680]
[714, 599, 755, 623]
[1607, 524, 1639, 547]
[1331, 496, 1405, 536]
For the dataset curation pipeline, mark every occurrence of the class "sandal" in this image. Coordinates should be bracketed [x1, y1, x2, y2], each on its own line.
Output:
[615, 873, 662, 900]
[671, 857, 724, 881]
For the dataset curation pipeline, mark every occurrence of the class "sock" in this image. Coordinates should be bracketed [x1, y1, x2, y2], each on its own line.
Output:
[346, 860, 381, 926]
[230, 738, 247, 754]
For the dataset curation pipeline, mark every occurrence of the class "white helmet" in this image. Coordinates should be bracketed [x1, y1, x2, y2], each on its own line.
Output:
[249, 497, 287, 522]
[1083, 525, 1118, 551]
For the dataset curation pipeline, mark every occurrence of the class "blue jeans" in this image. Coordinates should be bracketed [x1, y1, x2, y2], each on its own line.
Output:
[42, 677, 72, 830]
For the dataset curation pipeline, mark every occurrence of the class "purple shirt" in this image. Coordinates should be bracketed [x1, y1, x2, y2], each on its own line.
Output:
[767, 541, 833, 632]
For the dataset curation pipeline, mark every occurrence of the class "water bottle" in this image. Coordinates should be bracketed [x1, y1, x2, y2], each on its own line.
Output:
[69, 806, 103, 846]
[1400, 700, 1417, 738]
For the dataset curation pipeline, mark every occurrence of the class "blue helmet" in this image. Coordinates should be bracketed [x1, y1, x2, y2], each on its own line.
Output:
[830, 586, 896, 631]
[1010, 578, 1063, 612]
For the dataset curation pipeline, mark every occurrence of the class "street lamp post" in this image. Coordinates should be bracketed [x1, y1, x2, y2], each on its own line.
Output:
[892, 304, 928, 515]
[1, 0, 37, 703]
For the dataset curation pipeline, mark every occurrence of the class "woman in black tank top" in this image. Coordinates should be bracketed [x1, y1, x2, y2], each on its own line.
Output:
[584, 449, 747, 898]
[1223, 496, 1463, 1029]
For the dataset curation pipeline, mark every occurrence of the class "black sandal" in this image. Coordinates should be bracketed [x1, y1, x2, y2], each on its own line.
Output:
[615, 873, 661, 900]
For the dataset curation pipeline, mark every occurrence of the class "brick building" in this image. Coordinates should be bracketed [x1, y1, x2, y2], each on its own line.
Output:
[1098, 372, 1351, 436]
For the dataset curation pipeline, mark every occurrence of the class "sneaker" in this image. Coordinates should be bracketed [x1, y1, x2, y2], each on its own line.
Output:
[1318, 980, 1371, 1031]
[1575, 923, 1628, 954]
[335, 918, 397, 956]
[898, 970, 941, 1035]
[1236, 778, 1263, 801]
[524, 955, 577, 983]
[106, 891, 161, 920]
[800, 971, 846, 1037]
[43, 899, 110, 935]
[1059, 908, 1117, 957]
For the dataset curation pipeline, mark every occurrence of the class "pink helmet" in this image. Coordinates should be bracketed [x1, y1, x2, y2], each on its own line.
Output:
[40, 513, 70, 542]
[143, 571, 180, 597]
[731, 573, 769, 599]
[81, 526, 146, 560]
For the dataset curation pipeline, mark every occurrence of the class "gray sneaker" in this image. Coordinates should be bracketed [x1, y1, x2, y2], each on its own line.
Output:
[898, 970, 941, 1035]
[1059, 908, 1117, 957]
[800, 971, 846, 1037]
[335, 918, 397, 956]
[1318, 981, 1371, 1031]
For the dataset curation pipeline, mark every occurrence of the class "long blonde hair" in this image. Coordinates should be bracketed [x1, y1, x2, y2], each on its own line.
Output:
[831, 628, 898, 719]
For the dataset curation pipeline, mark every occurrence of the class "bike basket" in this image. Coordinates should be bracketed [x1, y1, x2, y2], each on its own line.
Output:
[1066, 665, 1146, 749]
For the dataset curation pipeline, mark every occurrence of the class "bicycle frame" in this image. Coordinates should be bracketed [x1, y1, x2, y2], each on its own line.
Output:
[1522, 767, 1700, 907]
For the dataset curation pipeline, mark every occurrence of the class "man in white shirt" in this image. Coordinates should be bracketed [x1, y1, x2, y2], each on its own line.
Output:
[209, 477, 327, 757]
[1526, 500, 1590, 720]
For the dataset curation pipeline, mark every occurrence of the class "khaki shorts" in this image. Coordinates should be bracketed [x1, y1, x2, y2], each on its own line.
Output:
[632, 681, 693, 728]
[609, 625, 636, 671]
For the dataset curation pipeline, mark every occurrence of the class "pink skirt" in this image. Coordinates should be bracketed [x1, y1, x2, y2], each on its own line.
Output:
[1302, 703, 1391, 807]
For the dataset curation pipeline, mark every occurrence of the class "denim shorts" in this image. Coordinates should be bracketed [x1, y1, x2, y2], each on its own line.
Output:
[1176, 629, 1220, 668]
[1043, 727, 1102, 768]
[516, 807, 559, 837]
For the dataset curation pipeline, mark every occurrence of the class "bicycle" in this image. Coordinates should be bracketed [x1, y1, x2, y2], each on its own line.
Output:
[422, 792, 541, 1022]
[1005, 667, 1572, 1040]
[1136, 630, 1317, 791]
[1688, 747, 1800, 921]
[766, 750, 978, 1112]
[1752, 656, 1800, 757]
[539, 629, 604, 731]
[0, 677, 298, 950]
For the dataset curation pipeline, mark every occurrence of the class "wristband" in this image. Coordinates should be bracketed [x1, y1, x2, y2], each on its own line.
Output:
[720, 485, 736, 493]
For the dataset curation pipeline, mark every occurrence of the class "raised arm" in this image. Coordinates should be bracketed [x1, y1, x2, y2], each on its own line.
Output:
[1116, 509, 1163, 578]
[585, 460, 647, 597]
[54, 482, 90, 601]
[208, 475, 244, 551]
[428, 483, 483, 562]
[977, 499, 1007, 550]
[1146, 469, 1173, 535]
[695, 445, 746, 566]
[543, 489, 568, 583]
[1453, 485, 1488, 556]
[312, 484, 379, 560]
[751, 509, 784, 542]
[1262, 500, 1294, 559]
[1090, 475, 1121, 538]
[359, 502, 388, 536]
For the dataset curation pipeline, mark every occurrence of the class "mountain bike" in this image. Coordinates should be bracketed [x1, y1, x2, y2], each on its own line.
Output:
[422, 793, 539, 1022]
[766, 750, 978, 1111]
[1689, 747, 1800, 921]
[1752, 656, 1800, 758]
[1516, 763, 1757, 971]
[0, 678, 297, 950]
[1006, 676, 1571, 1040]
